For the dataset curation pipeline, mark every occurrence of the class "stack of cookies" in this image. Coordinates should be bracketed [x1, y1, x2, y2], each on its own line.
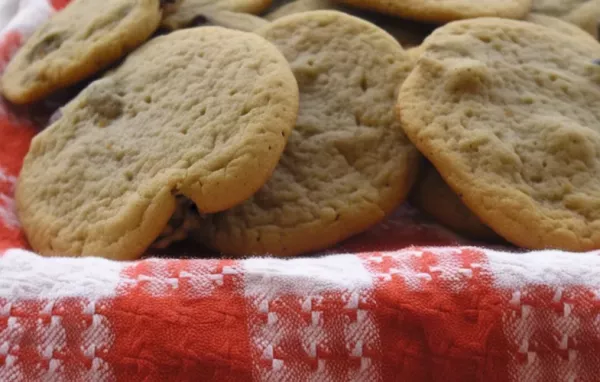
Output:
[4, 0, 600, 259]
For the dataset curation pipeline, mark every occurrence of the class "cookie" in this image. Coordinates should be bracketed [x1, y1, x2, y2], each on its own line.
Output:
[526, 13, 599, 42]
[200, 9, 269, 31]
[151, 197, 203, 249]
[1, 0, 162, 105]
[161, 0, 271, 30]
[398, 17, 600, 251]
[562, 0, 600, 39]
[532, 0, 588, 16]
[356, 10, 435, 49]
[410, 162, 500, 241]
[336, 0, 533, 23]
[16, 27, 299, 259]
[266, 0, 434, 48]
[407, 45, 424, 63]
[199, 10, 420, 257]
[532, 0, 600, 39]
[265, 0, 334, 20]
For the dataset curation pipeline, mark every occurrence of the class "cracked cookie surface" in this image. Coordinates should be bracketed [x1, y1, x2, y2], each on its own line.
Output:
[16, 27, 299, 259]
[398, 18, 600, 251]
[2, 0, 162, 104]
[200, 11, 420, 257]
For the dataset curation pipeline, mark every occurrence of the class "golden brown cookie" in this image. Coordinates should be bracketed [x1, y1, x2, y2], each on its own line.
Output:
[398, 17, 600, 251]
[410, 162, 500, 241]
[200, 10, 420, 257]
[336, 0, 533, 23]
[562, 0, 600, 39]
[532, 0, 600, 39]
[266, 0, 434, 48]
[406, 45, 424, 63]
[200, 9, 269, 31]
[532, 0, 588, 16]
[526, 12, 599, 42]
[161, 0, 271, 30]
[16, 27, 299, 259]
[265, 0, 333, 20]
[357, 10, 435, 48]
[1, 0, 162, 105]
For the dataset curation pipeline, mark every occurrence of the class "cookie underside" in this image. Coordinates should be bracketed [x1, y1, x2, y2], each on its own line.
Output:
[335, 0, 533, 23]
[409, 163, 500, 241]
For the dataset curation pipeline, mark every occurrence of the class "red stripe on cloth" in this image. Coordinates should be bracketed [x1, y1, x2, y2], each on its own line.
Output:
[0, 29, 38, 251]
[362, 248, 510, 381]
[0, 297, 116, 381]
[50, 0, 71, 11]
[0, 227, 28, 252]
[0, 112, 37, 252]
[0, 113, 36, 175]
[0, 300, 44, 381]
[0, 31, 21, 74]
[500, 284, 600, 381]
[105, 259, 253, 381]
[0, 29, 37, 176]
[240, 255, 381, 380]
[246, 290, 379, 380]
[0, 104, 37, 251]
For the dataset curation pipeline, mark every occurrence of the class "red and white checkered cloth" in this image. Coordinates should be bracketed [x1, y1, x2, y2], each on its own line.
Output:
[1, 1, 600, 381]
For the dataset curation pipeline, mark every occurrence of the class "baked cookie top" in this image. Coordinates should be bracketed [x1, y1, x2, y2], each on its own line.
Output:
[16, 27, 299, 259]
[336, 0, 533, 23]
[398, 17, 600, 251]
[1, 0, 162, 104]
[200, 10, 420, 257]
[161, 0, 271, 30]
